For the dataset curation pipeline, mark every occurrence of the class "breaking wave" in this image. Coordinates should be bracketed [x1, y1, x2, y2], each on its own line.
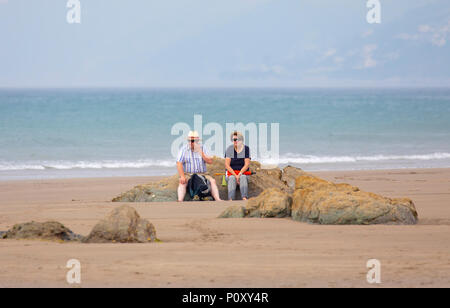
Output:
[260, 152, 450, 165]
[0, 159, 176, 171]
[1, 152, 450, 171]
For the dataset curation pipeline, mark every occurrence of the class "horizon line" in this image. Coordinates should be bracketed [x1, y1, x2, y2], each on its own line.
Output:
[1, 85, 450, 90]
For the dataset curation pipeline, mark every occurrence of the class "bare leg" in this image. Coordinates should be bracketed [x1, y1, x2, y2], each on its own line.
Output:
[209, 179, 222, 201]
[239, 175, 249, 200]
[177, 183, 187, 202]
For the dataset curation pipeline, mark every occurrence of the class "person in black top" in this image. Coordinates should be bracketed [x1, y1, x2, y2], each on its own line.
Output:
[225, 131, 251, 200]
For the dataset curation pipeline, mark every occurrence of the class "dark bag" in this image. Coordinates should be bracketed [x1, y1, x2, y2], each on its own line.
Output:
[188, 174, 211, 200]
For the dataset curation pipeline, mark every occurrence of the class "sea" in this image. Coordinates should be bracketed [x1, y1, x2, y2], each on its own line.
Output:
[1, 88, 449, 180]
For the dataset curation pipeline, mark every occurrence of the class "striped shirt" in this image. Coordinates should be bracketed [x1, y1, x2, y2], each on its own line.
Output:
[177, 144, 208, 173]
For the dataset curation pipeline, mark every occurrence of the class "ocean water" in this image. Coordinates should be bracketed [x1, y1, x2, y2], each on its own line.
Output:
[1, 88, 450, 180]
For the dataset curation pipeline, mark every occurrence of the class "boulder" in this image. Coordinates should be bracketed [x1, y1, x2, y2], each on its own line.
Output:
[281, 165, 308, 193]
[83, 205, 157, 243]
[1, 221, 82, 242]
[246, 188, 292, 218]
[112, 157, 306, 202]
[294, 174, 359, 192]
[113, 175, 179, 202]
[246, 168, 287, 198]
[292, 175, 418, 225]
[218, 205, 246, 218]
[219, 188, 292, 218]
[111, 157, 418, 225]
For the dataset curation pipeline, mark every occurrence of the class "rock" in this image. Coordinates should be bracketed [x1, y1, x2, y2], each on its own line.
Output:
[218, 205, 246, 218]
[1, 221, 82, 242]
[245, 188, 292, 218]
[112, 157, 306, 202]
[219, 188, 292, 219]
[246, 168, 288, 198]
[112, 175, 179, 202]
[292, 175, 418, 225]
[83, 205, 157, 243]
[294, 174, 359, 192]
[281, 165, 308, 193]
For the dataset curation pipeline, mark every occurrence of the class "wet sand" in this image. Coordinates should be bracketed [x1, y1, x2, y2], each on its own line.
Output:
[0, 168, 449, 287]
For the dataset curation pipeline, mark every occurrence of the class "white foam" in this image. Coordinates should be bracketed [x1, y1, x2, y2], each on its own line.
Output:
[259, 152, 450, 165]
[1, 152, 450, 171]
[0, 159, 175, 171]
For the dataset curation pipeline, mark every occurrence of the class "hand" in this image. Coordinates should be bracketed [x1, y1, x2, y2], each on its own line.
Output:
[179, 176, 187, 185]
[235, 173, 240, 185]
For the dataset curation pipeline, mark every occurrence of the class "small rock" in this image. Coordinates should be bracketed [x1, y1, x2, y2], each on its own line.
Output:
[1, 221, 82, 242]
[83, 205, 157, 243]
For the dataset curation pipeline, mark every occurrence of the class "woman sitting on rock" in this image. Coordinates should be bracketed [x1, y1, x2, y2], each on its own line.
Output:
[225, 131, 251, 201]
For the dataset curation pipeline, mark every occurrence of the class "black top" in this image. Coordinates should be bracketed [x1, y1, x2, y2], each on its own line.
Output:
[225, 145, 251, 171]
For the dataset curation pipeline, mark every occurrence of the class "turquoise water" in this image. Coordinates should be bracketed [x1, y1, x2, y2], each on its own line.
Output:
[1, 88, 450, 180]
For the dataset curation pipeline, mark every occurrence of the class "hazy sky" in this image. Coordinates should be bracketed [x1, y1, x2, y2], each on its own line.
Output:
[1, 0, 449, 87]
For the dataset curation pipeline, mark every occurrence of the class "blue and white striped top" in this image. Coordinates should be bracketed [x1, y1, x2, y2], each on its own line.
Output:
[177, 144, 208, 173]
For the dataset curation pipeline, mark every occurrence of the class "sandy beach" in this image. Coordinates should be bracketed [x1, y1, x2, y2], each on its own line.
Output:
[0, 168, 449, 288]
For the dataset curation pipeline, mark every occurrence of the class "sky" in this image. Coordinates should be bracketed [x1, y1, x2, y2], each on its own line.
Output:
[0, 0, 449, 88]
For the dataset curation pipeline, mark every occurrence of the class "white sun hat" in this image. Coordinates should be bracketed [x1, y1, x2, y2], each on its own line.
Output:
[187, 130, 200, 139]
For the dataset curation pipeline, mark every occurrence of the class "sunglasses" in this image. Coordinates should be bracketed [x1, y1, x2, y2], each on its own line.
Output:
[233, 138, 240, 142]
[189, 139, 197, 143]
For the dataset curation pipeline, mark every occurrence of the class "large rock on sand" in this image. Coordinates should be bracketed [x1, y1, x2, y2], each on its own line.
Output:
[1, 221, 82, 242]
[292, 175, 418, 225]
[83, 205, 157, 243]
[112, 156, 305, 202]
[112, 156, 418, 225]
[219, 188, 292, 218]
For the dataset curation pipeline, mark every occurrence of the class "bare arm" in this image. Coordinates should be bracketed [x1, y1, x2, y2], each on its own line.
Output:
[239, 158, 250, 175]
[192, 143, 213, 164]
[200, 149, 213, 164]
[177, 162, 186, 184]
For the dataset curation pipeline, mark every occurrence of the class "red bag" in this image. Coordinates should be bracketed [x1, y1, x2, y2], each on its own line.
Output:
[227, 170, 252, 176]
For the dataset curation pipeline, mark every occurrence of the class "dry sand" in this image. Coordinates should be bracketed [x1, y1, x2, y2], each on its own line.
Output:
[0, 169, 449, 288]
